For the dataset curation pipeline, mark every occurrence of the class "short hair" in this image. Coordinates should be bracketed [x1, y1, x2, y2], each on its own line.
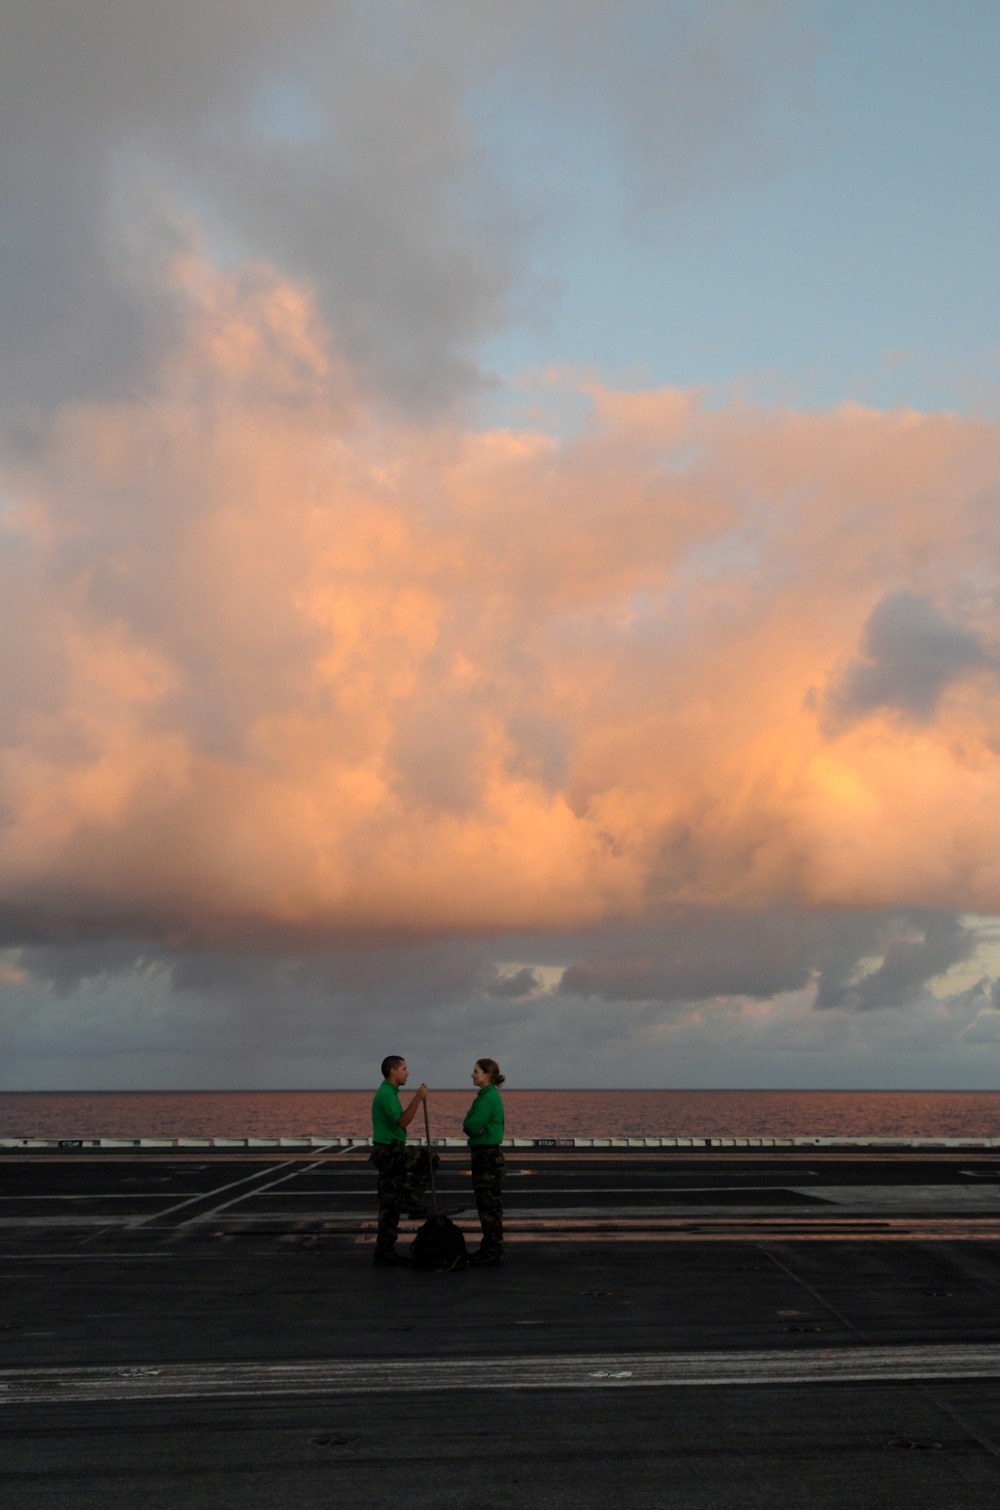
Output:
[381, 1054, 404, 1079]
[476, 1057, 506, 1086]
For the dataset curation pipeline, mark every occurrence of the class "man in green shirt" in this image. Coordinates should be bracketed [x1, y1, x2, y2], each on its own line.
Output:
[370, 1055, 431, 1266]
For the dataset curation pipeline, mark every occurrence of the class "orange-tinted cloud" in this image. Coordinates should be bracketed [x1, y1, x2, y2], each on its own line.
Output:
[3, 255, 1000, 948]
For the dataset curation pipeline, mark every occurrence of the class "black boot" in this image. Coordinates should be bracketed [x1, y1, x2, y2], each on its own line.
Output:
[469, 1249, 504, 1268]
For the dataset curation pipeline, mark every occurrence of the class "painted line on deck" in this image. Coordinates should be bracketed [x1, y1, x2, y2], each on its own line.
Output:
[4, 1209, 1000, 1242]
[0, 1193, 206, 1200]
[247, 1184, 823, 1196]
[123, 1144, 345, 1228]
[177, 1146, 374, 1226]
[4, 1344, 1000, 1405]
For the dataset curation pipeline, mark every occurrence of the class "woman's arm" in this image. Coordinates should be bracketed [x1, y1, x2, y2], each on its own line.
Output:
[482, 1091, 503, 1136]
[465, 1088, 501, 1137]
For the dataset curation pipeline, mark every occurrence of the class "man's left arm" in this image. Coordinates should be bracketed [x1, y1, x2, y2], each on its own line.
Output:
[398, 1084, 428, 1129]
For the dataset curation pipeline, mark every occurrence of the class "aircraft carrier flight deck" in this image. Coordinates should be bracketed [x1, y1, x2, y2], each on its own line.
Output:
[3, 1141, 1000, 1508]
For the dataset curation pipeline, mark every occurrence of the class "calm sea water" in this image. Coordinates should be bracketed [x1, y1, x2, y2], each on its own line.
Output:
[1, 1089, 999, 1140]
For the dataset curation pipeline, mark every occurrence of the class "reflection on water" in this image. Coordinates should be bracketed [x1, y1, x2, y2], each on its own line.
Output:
[1, 1089, 999, 1140]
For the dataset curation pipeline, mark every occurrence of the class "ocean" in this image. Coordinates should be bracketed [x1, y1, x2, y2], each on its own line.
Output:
[1, 1089, 999, 1141]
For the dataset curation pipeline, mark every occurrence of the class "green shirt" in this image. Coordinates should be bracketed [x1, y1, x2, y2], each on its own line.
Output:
[372, 1079, 406, 1144]
[463, 1083, 505, 1146]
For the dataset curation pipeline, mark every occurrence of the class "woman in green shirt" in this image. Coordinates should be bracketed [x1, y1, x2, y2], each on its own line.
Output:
[463, 1058, 506, 1267]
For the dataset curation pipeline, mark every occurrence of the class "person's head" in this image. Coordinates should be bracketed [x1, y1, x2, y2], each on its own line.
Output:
[472, 1058, 505, 1088]
[381, 1055, 408, 1086]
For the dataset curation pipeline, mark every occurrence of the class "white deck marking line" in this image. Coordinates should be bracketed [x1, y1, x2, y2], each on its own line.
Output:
[347, 1216, 1000, 1245]
[3, 1204, 999, 1237]
[0, 1193, 206, 1200]
[1, 1184, 979, 1203]
[123, 1144, 342, 1228]
[0, 1217, 162, 1227]
[178, 1148, 348, 1226]
[4, 1344, 1000, 1404]
[248, 1185, 826, 1196]
[3, 1219, 1000, 1240]
[0, 1252, 281, 1262]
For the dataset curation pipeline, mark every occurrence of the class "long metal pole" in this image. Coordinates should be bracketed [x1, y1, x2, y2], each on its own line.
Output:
[423, 1097, 438, 1214]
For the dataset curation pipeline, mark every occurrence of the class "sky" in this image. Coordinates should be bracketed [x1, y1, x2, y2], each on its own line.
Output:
[2, 0, 1000, 1091]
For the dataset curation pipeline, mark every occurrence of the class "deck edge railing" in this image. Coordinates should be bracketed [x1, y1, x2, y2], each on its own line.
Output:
[2, 1135, 999, 1152]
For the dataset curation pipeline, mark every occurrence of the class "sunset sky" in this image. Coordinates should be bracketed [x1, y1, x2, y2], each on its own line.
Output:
[3, 1, 1000, 1090]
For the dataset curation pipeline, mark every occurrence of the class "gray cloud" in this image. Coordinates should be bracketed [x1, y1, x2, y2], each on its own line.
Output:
[557, 912, 878, 1005]
[823, 591, 992, 727]
[3, 906, 999, 1090]
[0, 1, 517, 419]
[1, 3, 299, 413]
[964, 982, 1000, 1043]
[0, 1, 822, 424]
[15, 933, 491, 1002]
[816, 911, 978, 1012]
[485, 966, 543, 999]
[17, 938, 165, 997]
[542, 0, 820, 222]
[557, 910, 987, 1023]
[4, 910, 999, 1092]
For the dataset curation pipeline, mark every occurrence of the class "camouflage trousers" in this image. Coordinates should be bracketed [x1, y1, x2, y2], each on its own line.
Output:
[471, 1147, 506, 1260]
[369, 1143, 435, 1255]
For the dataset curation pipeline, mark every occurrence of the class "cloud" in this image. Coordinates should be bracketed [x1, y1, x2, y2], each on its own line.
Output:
[5, 258, 1000, 960]
[823, 591, 993, 727]
[0, 2, 824, 425]
[531, 0, 821, 220]
[815, 911, 978, 1012]
[5, 916, 1000, 1091]
[965, 982, 1000, 1044]
[17, 938, 166, 998]
[557, 912, 878, 1005]
[485, 966, 544, 999]
[555, 910, 987, 1020]
[0, 1, 517, 418]
[5, 6, 1000, 1093]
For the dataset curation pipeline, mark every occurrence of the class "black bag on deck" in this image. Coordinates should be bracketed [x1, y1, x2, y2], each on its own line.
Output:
[410, 1211, 468, 1271]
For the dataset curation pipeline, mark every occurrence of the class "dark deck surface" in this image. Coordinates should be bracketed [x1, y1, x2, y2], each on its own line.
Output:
[4, 1147, 1000, 1507]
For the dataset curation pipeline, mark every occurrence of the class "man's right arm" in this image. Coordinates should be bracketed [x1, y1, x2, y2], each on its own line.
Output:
[398, 1084, 428, 1129]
